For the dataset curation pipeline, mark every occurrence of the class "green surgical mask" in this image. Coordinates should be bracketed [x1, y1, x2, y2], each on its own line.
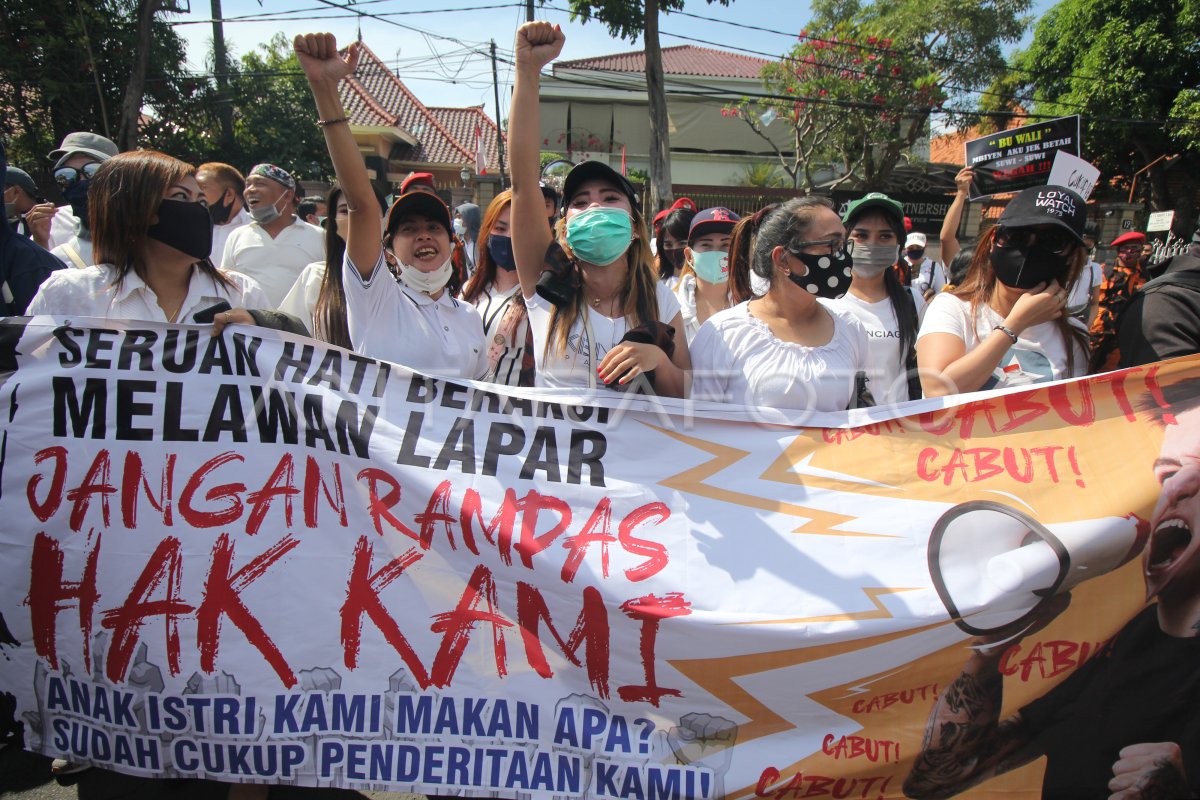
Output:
[691, 250, 729, 284]
[565, 207, 633, 266]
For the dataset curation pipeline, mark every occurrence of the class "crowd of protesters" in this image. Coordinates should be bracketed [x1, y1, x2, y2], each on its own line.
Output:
[4, 24, 1197, 419]
[3, 18, 1200, 800]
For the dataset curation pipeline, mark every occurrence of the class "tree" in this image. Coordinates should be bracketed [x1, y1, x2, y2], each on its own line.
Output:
[0, 0, 194, 172]
[727, 0, 1031, 191]
[1011, 0, 1199, 234]
[555, 0, 732, 213]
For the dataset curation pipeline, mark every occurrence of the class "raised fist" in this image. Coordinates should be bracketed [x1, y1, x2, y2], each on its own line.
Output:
[515, 21, 565, 70]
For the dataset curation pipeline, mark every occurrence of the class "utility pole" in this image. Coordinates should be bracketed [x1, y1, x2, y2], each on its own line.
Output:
[210, 0, 235, 152]
[490, 40, 507, 188]
[526, 0, 534, 22]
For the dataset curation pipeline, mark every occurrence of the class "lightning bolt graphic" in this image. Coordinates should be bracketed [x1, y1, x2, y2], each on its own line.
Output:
[646, 423, 889, 538]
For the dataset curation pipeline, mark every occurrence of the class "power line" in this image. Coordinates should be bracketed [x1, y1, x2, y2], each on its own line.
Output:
[171, 2, 524, 25]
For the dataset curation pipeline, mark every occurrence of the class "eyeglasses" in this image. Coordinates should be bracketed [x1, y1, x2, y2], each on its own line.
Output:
[787, 237, 848, 258]
[53, 162, 102, 190]
[994, 226, 1075, 255]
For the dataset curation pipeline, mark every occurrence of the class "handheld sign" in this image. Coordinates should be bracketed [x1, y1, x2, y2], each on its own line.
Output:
[1048, 151, 1101, 200]
[964, 115, 1081, 199]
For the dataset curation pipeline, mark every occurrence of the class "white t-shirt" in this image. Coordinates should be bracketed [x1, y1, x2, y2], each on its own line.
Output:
[278, 260, 326, 338]
[830, 288, 926, 404]
[220, 216, 324, 307]
[27, 263, 269, 322]
[912, 256, 946, 296]
[1065, 258, 1102, 324]
[525, 281, 682, 390]
[917, 292, 1088, 390]
[674, 273, 733, 344]
[343, 253, 487, 380]
[210, 207, 253, 270]
[690, 300, 869, 411]
[469, 282, 529, 387]
[51, 235, 93, 269]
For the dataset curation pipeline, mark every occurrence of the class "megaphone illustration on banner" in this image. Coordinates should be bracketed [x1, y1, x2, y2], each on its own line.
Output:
[928, 501, 1148, 636]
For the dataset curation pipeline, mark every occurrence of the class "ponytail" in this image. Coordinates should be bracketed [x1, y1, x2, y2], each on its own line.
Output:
[728, 203, 779, 303]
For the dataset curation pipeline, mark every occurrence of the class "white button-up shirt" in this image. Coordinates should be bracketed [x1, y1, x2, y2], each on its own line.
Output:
[27, 263, 270, 323]
[220, 216, 324, 307]
[344, 253, 487, 380]
[210, 207, 254, 269]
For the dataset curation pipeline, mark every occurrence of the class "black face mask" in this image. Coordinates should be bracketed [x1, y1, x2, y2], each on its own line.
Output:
[989, 244, 1066, 290]
[208, 192, 233, 225]
[907, 248, 925, 260]
[65, 180, 91, 230]
[787, 248, 854, 299]
[659, 246, 685, 273]
[147, 199, 214, 261]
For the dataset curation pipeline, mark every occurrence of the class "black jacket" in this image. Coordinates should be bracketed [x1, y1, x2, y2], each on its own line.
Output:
[1117, 253, 1200, 368]
[0, 141, 62, 315]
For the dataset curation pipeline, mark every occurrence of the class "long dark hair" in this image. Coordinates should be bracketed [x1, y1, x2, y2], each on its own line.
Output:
[846, 207, 921, 400]
[953, 226, 1089, 376]
[729, 204, 779, 303]
[656, 206, 695, 280]
[91, 150, 232, 291]
[313, 183, 388, 348]
[728, 198, 834, 301]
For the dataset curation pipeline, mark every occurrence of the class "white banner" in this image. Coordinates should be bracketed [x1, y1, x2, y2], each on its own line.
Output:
[0, 317, 1187, 799]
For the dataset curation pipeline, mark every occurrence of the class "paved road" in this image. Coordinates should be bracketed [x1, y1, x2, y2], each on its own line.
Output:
[0, 748, 424, 800]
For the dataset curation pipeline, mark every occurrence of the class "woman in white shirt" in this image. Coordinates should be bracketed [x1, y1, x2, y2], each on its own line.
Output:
[832, 192, 925, 405]
[674, 207, 739, 343]
[296, 33, 486, 380]
[28, 150, 270, 321]
[917, 185, 1090, 397]
[690, 197, 869, 411]
[508, 22, 689, 395]
[460, 190, 534, 386]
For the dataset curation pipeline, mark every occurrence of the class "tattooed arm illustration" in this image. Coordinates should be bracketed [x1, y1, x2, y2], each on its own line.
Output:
[903, 647, 1042, 799]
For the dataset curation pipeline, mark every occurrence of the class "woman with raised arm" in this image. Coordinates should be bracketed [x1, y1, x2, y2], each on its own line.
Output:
[916, 185, 1090, 397]
[294, 33, 486, 379]
[690, 197, 870, 412]
[509, 22, 689, 395]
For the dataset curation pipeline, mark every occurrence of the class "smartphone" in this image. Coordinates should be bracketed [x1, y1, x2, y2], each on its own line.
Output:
[192, 301, 232, 324]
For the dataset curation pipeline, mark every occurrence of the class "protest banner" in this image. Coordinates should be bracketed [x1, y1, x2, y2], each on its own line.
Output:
[0, 317, 1191, 799]
[965, 116, 1081, 199]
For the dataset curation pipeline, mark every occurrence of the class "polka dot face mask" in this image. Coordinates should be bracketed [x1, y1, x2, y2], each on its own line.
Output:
[786, 239, 854, 299]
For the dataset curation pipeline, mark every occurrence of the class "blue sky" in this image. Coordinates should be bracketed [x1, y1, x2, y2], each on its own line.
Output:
[167, 0, 1052, 118]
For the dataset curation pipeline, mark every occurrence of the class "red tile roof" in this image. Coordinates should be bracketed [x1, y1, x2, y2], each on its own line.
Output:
[340, 42, 502, 171]
[555, 45, 769, 80]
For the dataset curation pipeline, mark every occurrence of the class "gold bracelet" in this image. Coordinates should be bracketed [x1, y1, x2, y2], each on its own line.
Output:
[316, 116, 349, 127]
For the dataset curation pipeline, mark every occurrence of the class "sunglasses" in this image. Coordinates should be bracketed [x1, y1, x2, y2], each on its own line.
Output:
[53, 161, 102, 190]
[994, 226, 1075, 255]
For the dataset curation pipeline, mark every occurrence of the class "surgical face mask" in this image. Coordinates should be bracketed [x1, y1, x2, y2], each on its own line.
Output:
[248, 193, 285, 225]
[453, 218, 466, 236]
[990, 243, 1066, 290]
[5, 201, 16, 224]
[565, 207, 633, 266]
[850, 242, 899, 278]
[487, 234, 516, 271]
[147, 198, 215, 261]
[398, 256, 454, 294]
[787, 246, 854, 298]
[691, 249, 729, 284]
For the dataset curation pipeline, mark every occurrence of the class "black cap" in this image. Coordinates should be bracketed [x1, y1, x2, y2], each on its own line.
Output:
[5, 166, 39, 198]
[559, 161, 639, 215]
[385, 191, 453, 236]
[998, 185, 1087, 244]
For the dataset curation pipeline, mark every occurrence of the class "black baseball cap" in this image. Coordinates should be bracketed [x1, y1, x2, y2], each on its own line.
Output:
[384, 191, 453, 236]
[688, 207, 740, 244]
[998, 185, 1087, 244]
[559, 161, 639, 215]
